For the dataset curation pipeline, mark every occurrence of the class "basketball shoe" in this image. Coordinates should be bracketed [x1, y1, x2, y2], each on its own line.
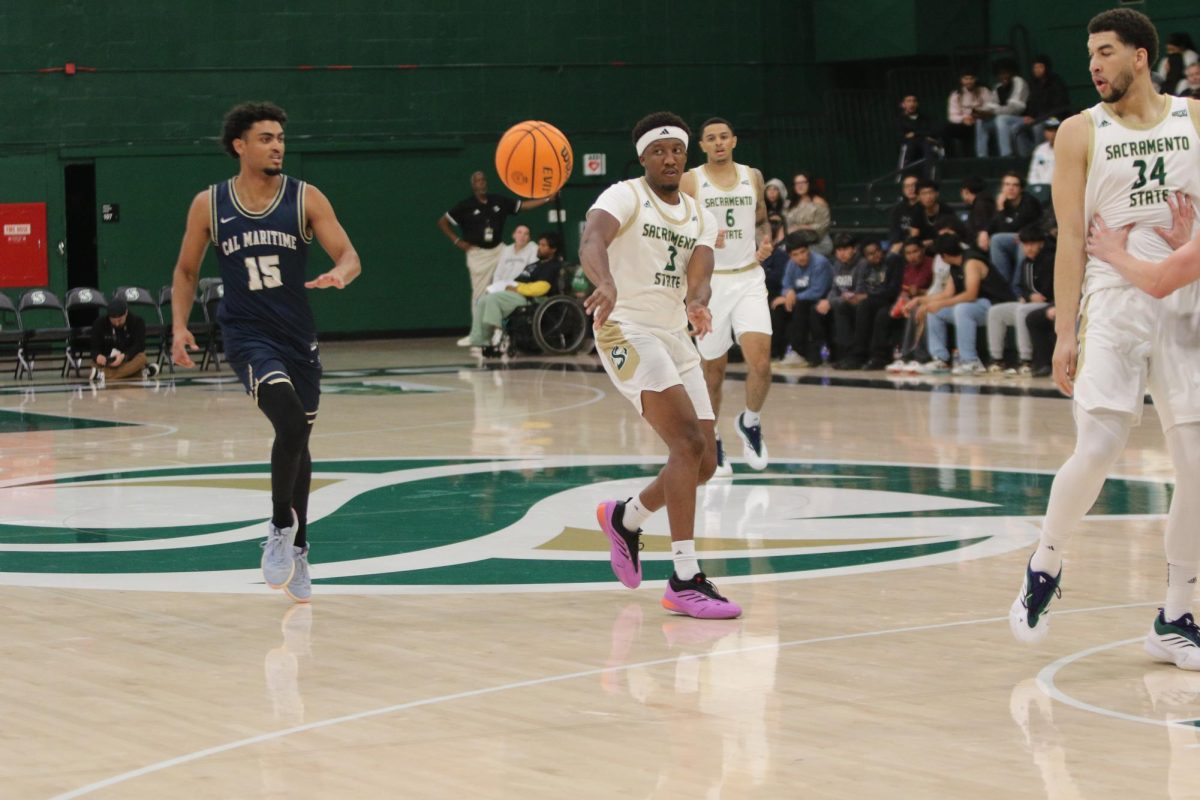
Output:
[597, 500, 643, 588]
[1009, 558, 1062, 644]
[284, 545, 311, 604]
[713, 434, 733, 477]
[1144, 609, 1200, 670]
[662, 572, 742, 619]
[261, 515, 297, 589]
[735, 412, 768, 470]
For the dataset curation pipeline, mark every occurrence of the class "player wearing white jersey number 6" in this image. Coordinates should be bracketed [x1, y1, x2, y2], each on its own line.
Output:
[679, 118, 772, 476]
[1009, 8, 1200, 671]
[580, 111, 741, 619]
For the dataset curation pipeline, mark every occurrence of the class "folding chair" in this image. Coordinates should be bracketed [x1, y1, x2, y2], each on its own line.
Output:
[0, 292, 24, 380]
[17, 289, 72, 379]
[199, 281, 225, 371]
[158, 285, 208, 373]
[112, 286, 164, 369]
[64, 287, 108, 378]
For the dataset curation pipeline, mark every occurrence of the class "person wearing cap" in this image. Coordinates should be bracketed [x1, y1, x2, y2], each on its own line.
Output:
[1026, 117, 1059, 207]
[89, 296, 157, 382]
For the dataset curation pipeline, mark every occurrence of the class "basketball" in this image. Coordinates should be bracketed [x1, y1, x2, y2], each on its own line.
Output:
[495, 120, 573, 199]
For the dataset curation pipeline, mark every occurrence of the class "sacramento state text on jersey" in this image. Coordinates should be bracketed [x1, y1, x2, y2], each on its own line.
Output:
[1102, 134, 1193, 207]
[641, 223, 696, 289]
[219, 229, 301, 256]
[702, 195, 755, 240]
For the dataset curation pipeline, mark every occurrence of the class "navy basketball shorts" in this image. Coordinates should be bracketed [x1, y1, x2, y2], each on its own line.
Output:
[225, 334, 322, 422]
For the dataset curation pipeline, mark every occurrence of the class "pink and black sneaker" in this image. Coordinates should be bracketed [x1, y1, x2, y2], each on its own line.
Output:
[662, 572, 742, 619]
[597, 499, 643, 588]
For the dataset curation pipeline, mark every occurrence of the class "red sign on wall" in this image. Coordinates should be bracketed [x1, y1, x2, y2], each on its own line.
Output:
[0, 203, 48, 288]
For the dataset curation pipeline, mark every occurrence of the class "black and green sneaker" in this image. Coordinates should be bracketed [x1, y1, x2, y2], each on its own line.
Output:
[1009, 559, 1062, 644]
[1144, 609, 1200, 670]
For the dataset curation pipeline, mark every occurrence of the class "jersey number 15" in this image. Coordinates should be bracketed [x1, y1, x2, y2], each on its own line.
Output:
[244, 255, 282, 291]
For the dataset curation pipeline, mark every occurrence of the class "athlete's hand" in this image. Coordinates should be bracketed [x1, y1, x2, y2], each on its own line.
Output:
[686, 301, 712, 338]
[1052, 336, 1077, 397]
[756, 236, 773, 262]
[714, 229, 727, 250]
[1086, 213, 1133, 265]
[172, 328, 199, 369]
[1153, 191, 1197, 251]
[584, 282, 617, 328]
[305, 270, 345, 290]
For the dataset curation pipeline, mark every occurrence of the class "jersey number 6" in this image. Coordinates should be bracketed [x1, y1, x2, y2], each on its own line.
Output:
[244, 255, 283, 291]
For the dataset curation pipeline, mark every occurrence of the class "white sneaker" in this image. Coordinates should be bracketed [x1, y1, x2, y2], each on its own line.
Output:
[713, 434, 733, 477]
[916, 359, 951, 374]
[490, 327, 503, 347]
[1145, 609, 1200, 670]
[951, 360, 986, 376]
[885, 359, 906, 374]
[735, 412, 768, 471]
[261, 517, 297, 589]
[456, 336, 472, 347]
[780, 352, 808, 368]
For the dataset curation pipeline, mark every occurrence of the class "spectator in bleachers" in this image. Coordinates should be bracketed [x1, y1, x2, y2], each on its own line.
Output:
[919, 233, 1015, 375]
[913, 179, 958, 245]
[491, 225, 538, 287]
[943, 70, 993, 158]
[819, 234, 868, 363]
[1156, 32, 1198, 93]
[884, 238, 938, 372]
[785, 173, 832, 255]
[985, 225, 1054, 376]
[960, 175, 997, 251]
[773, 233, 832, 366]
[89, 297, 157, 382]
[1026, 117, 1059, 206]
[976, 59, 1029, 158]
[986, 171, 1043, 294]
[897, 94, 934, 176]
[1015, 56, 1070, 157]
[1025, 304, 1056, 378]
[887, 174, 920, 253]
[834, 240, 901, 370]
[764, 178, 788, 241]
[1176, 62, 1200, 98]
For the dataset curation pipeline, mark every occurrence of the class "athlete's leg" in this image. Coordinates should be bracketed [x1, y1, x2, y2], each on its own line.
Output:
[740, 332, 772, 413]
[1164, 423, 1200, 621]
[291, 425, 314, 550]
[258, 381, 309, 529]
[634, 387, 715, 532]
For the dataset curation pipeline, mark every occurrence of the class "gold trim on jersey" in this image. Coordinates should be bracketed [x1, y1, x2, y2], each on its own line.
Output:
[208, 185, 219, 245]
[596, 321, 640, 381]
[1099, 93, 1172, 132]
[639, 177, 692, 227]
[713, 262, 761, 275]
[228, 175, 288, 219]
[698, 163, 743, 193]
[297, 181, 313, 243]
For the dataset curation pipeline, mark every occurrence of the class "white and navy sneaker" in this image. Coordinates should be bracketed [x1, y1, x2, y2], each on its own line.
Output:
[735, 412, 768, 470]
[1009, 559, 1062, 644]
[1145, 609, 1200, 670]
[713, 434, 733, 477]
[261, 517, 297, 589]
[284, 545, 311, 604]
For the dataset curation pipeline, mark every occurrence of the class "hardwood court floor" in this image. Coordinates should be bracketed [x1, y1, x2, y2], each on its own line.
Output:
[1, 339, 1196, 799]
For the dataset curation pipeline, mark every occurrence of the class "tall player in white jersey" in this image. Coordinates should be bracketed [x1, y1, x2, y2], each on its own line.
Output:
[679, 118, 772, 476]
[1010, 7, 1200, 670]
[580, 111, 741, 619]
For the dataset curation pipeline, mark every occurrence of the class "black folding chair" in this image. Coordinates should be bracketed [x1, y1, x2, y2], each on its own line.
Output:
[17, 289, 72, 379]
[0, 292, 24, 380]
[64, 287, 108, 378]
[112, 286, 164, 369]
[199, 281, 225, 371]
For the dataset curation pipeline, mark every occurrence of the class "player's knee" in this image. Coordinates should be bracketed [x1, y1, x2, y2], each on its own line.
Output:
[698, 441, 718, 482]
[670, 425, 707, 465]
[258, 382, 308, 442]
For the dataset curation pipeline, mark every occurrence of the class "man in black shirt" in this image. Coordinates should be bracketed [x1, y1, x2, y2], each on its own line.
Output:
[1015, 55, 1071, 157]
[986, 171, 1044, 294]
[89, 297, 158, 382]
[887, 174, 919, 254]
[897, 94, 934, 176]
[437, 171, 557, 324]
[465, 231, 563, 354]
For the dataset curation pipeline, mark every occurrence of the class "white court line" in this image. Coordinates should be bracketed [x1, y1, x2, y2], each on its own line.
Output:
[51, 599, 1159, 799]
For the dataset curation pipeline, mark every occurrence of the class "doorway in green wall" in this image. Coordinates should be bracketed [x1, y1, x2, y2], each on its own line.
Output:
[64, 163, 98, 293]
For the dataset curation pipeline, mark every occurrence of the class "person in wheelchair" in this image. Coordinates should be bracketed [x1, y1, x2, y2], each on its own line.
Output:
[465, 231, 563, 355]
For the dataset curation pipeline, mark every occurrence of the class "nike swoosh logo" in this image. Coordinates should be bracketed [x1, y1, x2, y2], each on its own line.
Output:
[219, 216, 237, 224]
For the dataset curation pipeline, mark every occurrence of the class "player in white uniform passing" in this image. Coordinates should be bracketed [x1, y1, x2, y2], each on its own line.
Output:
[680, 118, 772, 475]
[581, 112, 741, 620]
[1010, 7, 1200, 671]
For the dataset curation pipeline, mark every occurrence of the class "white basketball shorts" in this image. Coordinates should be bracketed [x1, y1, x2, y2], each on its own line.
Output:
[695, 267, 772, 360]
[596, 320, 715, 420]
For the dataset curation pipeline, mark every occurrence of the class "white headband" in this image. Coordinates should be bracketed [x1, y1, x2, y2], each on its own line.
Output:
[636, 125, 689, 156]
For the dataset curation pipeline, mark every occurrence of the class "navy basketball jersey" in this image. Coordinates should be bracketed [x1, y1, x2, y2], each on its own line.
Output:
[210, 175, 315, 352]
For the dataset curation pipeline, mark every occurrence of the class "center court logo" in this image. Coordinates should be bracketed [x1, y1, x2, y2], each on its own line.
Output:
[0, 457, 1173, 594]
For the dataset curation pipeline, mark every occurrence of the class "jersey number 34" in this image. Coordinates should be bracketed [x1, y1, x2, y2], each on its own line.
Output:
[244, 255, 283, 291]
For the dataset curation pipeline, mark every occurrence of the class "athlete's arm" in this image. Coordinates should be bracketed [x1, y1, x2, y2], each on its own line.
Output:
[751, 168, 769, 241]
[304, 185, 361, 290]
[678, 171, 698, 200]
[169, 189, 212, 368]
[1088, 212, 1200, 298]
[579, 209, 620, 326]
[1048, 113, 1090, 397]
[685, 245, 715, 338]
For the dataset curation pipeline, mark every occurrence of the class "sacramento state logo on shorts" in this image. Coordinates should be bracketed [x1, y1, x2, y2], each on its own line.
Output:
[0, 457, 1172, 593]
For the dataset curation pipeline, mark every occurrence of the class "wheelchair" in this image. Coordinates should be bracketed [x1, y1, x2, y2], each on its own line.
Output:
[499, 294, 589, 356]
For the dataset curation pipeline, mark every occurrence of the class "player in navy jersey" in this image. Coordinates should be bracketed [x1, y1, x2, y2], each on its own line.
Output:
[169, 101, 361, 603]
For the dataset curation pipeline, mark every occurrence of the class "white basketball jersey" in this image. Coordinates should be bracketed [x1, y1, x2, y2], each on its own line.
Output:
[691, 163, 759, 271]
[1083, 95, 1200, 295]
[590, 177, 718, 331]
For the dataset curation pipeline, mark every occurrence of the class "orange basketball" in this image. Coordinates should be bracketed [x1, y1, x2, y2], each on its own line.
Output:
[495, 120, 573, 199]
